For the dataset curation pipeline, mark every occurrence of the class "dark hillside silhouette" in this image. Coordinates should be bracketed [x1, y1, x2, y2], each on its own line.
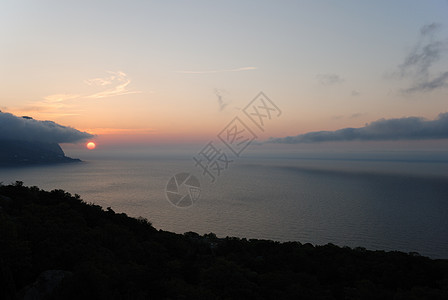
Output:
[1, 182, 447, 299]
[0, 140, 80, 165]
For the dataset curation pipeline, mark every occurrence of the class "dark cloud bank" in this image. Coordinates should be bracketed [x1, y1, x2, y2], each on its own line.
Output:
[268, 113, 448, 144]
[0, 111, 93, 143]
[0, 111, 93, 165]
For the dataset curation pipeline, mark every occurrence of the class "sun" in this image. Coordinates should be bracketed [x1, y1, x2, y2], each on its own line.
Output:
[86, 142, 96, 150]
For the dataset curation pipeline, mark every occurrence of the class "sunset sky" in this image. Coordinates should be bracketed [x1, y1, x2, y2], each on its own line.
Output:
[1, 1, 448, 150]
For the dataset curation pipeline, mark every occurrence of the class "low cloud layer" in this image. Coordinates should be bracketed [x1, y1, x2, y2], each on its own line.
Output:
[0, 111, 94, 143]
[268, 113, 448, 144]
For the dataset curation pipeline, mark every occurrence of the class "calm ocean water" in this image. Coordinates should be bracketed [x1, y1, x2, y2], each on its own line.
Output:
[1, 153, 448, 259]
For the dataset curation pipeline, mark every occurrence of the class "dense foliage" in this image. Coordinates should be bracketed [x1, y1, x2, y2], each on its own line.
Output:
[1, 182, 447, 299]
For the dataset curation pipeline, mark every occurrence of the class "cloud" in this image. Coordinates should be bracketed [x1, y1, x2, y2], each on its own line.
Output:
[175, 66, 256, 74]
[85, 71, 141, 99]
[351, 90, 360, 96]
[267, 113, 448, 144]
[43, 94, 80, 103]
[349, 113, 365, 119]
[420, 23, 441, 36]
[317, 74, 344, 86]
[214, 88, 229, 112]
[404, 71, 448, 93]
[398, 40, 445, 77]
[12, 94, 82, 118]
[396, 23, 448, 93]
[0, 111, 94, 143]
[82, 127, 155, 135]
[11, 71, 140, 118]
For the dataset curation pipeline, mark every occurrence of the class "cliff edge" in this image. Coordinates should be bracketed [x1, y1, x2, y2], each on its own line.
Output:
[0, 140, 81, 165]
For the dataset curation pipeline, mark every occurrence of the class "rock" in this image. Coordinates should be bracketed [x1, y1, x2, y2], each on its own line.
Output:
[0, 140, 81, 166]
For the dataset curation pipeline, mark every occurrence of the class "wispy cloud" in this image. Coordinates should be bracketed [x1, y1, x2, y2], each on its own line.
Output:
[351, 90, 360, 97]
[398, 23, 444, 77]
[349, 112, 365, 119]
[85, 71, 141, 99]
[214, 88, 229, 112]
[267, 113, 448, 144]
[420, 23, 441, 36]
[10, 71, 140, 118]
[176, 66, 256, 74]
[317, 73, 344, 86]
[332, 113, 365, 120]
[12, 94, 82, 118]
[41, 94, 81, 111]
[404, 71, 448, 93]
[81, 127, 155, 135]
[43, 94, 80, 103]
[395, 23, 448, 93]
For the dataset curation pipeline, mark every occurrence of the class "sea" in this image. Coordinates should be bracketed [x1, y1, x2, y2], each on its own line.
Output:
[1, 148, 448, 259]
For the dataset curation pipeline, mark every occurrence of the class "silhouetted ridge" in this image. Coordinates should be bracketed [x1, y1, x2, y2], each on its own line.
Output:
[0, 183, 447, 299]
[0, 140, 80, 165]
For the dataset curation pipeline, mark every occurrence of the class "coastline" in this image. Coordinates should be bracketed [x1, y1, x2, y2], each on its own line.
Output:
[1, 182, 447, 299]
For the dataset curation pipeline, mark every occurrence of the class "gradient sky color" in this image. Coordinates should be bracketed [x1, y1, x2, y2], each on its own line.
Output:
[1, 0, 448, 148]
